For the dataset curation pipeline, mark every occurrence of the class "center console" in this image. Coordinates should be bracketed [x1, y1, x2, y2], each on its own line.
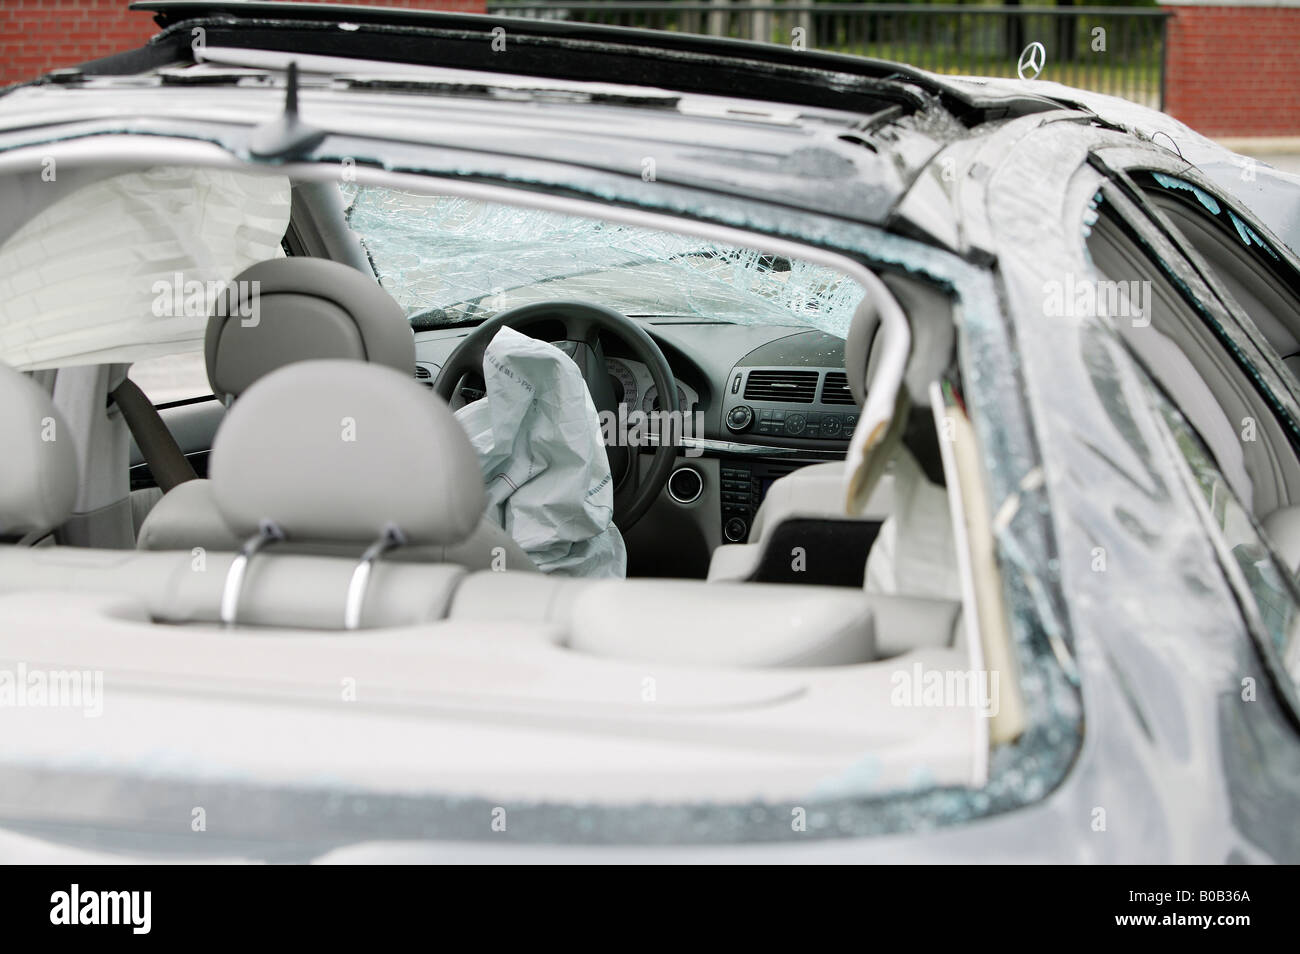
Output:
[709, 331, 859, 544]
[718, 459, 807, 543]
[718, 377, 855, 544]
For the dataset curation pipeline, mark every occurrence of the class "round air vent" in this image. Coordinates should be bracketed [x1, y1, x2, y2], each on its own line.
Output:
[667, 467, 704, 505]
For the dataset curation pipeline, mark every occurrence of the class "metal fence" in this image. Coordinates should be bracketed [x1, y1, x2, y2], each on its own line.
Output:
[486, 3, 1171, 109]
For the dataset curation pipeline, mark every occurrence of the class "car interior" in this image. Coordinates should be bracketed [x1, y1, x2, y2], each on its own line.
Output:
[0, 159, 1010, 800]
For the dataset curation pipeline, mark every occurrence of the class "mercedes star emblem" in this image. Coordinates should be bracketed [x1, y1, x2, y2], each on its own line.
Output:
[1017, 41, 1047, 80]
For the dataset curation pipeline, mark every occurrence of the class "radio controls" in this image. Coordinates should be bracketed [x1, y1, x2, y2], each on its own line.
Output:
[726, 404, 754, 433]
[724, 516, 749, 542]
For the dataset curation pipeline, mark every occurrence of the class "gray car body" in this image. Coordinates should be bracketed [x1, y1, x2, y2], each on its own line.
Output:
[0, 5, 1297, 862]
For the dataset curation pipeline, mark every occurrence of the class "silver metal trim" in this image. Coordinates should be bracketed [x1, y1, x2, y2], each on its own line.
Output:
[723, 515, 749, 543]
[640, 432, 841, 459]
[219, 521, 284, 628]
[667, 466, 704, 505]
[687, 437, 840, 459]
[343, 525, 407, 631]
[724, 403, 754, 433]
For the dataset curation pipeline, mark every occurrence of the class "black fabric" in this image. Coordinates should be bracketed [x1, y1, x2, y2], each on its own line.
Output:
[747, 518, 883, 587]
[110, 378, 197, 493]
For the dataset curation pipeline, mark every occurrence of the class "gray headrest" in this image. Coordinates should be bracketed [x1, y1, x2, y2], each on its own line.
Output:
[205, 257, 415, 402]
[210, 360, 487, 546]
[844, 295, 878, 407]
[845, 278, 955, 407]
[0, 364, 78, 539]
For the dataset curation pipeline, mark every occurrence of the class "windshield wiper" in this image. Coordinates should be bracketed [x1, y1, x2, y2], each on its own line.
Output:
[408, 310, 484, 331]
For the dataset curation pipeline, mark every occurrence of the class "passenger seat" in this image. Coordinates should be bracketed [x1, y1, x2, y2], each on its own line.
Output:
[0, 363, 78, 545]
[202, 359, 534, 619]
[136, 256, 416, 550]
[135, 258, 533, 571]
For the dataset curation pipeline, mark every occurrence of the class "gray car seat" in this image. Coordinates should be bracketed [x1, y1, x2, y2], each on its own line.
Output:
[203, 256, 415, 404]
[123, 256, 417, 495]
[205, 359, 535, 601]
[0, 362, 79, 544]
[135, 258, 533, 571]
[136, 257, 408, 548]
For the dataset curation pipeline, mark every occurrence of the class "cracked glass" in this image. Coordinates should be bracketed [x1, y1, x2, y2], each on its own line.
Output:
[342, 186, 867, 335]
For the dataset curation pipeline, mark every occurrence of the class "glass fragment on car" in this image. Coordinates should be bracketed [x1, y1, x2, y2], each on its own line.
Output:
[342, 186, 867, 335]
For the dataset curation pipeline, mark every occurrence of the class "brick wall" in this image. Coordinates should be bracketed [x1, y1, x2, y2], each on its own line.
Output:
[1162, 2, 1300, 137]
[0, 0, 487, 87]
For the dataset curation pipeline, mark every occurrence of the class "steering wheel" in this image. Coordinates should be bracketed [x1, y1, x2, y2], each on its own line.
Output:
[433, 300, 680, 532]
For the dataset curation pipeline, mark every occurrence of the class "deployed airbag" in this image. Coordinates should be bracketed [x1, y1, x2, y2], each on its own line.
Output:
[455, 327, 626, 578]
[0, 165, 290, 370]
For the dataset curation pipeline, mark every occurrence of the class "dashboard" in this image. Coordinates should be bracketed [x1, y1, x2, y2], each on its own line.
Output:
[604, 356, 699, 417]
[413, 318, 859, 570]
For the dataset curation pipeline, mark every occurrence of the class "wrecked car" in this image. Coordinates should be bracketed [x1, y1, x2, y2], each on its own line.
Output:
[0, 2, 1297, 862]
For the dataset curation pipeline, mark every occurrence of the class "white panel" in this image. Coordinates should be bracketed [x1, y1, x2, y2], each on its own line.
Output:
[0, 166, 289, 370]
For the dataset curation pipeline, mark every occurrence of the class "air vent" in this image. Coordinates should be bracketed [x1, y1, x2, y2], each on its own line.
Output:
[414, 364, 433, 388]
[743, 370, 818, 403]
[820, 372, 855, 405]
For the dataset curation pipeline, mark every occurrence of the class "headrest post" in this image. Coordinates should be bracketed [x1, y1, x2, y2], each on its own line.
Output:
[343, 525, 407, 631]
[220, 520, 285, 628]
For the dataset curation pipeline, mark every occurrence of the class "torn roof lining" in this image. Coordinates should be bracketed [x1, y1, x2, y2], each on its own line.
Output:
[343, 186, 868, 335]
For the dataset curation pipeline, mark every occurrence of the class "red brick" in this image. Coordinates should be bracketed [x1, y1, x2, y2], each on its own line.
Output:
[1161, 5, 1300, 136]
[0, 0, 489, 85]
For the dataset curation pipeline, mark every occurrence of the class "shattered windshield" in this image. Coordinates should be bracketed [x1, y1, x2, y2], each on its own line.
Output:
[342, 187, 866, 333]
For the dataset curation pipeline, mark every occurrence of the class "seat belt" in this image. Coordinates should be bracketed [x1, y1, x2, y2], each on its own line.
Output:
[109, 378, 197, 493]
